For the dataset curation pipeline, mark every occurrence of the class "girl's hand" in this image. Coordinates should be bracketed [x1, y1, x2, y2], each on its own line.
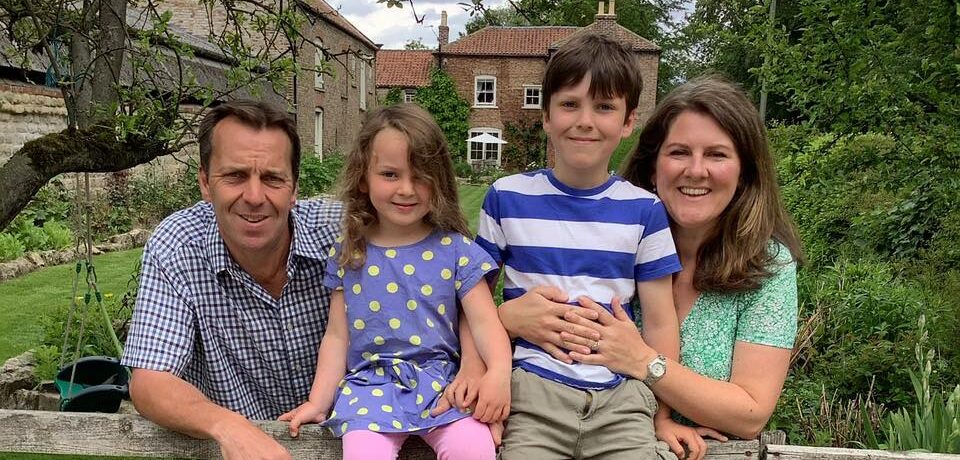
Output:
[431, 362, 484, 416]
[473, 370, 510, 423]
[655, 415, 728, 460]
[489, 420, 505, 447]
[278, 400, 329, 438]
[562, 297, 657, 378]
[499, 286, 599, 364]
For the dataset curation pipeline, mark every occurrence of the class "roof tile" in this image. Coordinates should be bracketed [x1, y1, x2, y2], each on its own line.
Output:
[441, 27, 578, 56]
[376, 50, 434, 87]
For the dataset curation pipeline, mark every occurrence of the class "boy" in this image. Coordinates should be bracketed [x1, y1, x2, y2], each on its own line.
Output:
[476, 32, 682, 458]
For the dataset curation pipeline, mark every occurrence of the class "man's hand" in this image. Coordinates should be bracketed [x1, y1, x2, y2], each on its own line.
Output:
[212, 413, 292, 460]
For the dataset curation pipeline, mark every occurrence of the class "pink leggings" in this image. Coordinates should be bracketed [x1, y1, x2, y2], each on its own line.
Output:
[342, 416, 494, 460]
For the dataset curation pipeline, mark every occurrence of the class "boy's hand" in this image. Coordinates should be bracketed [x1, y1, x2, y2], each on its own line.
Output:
[655, 415, 728, 460]
[278, 401, 329, 438]
[473, 370, 510, 423]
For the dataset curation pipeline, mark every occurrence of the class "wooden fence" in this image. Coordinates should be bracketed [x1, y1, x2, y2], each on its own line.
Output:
[0, 409, 957, 459]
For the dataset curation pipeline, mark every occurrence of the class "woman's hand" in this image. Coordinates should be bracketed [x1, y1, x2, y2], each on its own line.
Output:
[498, 286, 599, 364]
[656, 415, 728, 460]
[561, 297, 657, 378]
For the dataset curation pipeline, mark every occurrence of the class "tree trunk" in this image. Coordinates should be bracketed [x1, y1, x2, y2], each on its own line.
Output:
[0, 127, 172, 229]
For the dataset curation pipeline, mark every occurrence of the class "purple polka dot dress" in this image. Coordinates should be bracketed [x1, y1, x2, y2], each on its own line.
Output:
[322, 231, 497, 436]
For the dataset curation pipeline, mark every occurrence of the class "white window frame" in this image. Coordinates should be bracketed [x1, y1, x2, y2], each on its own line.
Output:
[314, 108, 324, 159]
[467, 128, 502, 168]
[403, 89, 416, 103]
[522, 85, 541, 109]
[474, 76, 496, 107]
[314, 42, 325, 90]
[359, 62, 367, 111]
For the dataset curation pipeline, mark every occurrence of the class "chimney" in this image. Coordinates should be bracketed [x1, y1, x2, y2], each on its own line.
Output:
[439, 11, 449, 47]
[595, 1, 617, 33]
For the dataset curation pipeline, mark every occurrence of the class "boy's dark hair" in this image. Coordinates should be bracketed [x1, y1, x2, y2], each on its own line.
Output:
[198, 99, 301, 180]
[542, 32, 642, 121]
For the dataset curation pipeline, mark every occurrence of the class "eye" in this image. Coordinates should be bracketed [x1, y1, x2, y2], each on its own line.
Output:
[597, 102, 616, 112]
[559, 100, 577, 109]
[666, 148, 689, 157]
[380, 171, 398, 179]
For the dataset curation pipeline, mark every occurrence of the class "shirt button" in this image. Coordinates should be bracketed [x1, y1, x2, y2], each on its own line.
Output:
[287, 321, 294, 330]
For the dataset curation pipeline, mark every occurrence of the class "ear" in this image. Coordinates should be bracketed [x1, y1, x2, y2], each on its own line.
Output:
[199, 168, 211, 202]
[621, 109, 638, 138]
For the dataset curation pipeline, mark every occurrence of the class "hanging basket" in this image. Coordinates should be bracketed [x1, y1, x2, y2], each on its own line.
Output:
[55, 356, 129, 413]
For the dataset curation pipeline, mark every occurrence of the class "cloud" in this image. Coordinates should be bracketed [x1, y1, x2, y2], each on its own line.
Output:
[343, 1, 507, 49]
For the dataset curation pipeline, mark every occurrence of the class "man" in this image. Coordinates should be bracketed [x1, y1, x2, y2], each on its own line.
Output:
[122, 100, 342, 459]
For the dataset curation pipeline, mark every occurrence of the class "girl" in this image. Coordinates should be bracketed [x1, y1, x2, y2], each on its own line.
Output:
[280, 104, 511, 460]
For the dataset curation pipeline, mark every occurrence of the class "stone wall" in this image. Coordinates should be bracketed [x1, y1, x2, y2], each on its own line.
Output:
[0, 82, 68, 165]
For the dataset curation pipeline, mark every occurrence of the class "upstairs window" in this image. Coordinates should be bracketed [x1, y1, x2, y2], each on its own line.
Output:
[474, 76, 496, 107]
[523, 85, 541, 109]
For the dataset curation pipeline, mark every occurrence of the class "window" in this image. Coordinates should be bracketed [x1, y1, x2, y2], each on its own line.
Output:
[474, 76, 496, 107]
[314, 109, 324, 158]
[403, 89, 416, 103]
[523, 85, 541, 109]
[314, 42, 325, 90]
[359, 64, 365, 109]
[350, 54, 357, 87]
[468, 128, 502, 167]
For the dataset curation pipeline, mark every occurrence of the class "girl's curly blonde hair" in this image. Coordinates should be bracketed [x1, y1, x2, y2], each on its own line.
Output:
[336, 103, 470, 269]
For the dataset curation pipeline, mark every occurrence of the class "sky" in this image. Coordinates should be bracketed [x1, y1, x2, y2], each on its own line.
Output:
[335, 1, 509, 50]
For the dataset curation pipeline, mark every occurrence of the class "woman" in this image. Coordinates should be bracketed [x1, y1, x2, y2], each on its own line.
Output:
[496, 75, 803, 460]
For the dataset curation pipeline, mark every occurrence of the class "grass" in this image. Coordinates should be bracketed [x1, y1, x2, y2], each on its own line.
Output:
[0, 248, 143, 363]
[458, 183, 488, 234]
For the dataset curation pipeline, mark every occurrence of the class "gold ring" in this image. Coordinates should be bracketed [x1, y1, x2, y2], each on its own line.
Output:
[590, 340, 600, 352]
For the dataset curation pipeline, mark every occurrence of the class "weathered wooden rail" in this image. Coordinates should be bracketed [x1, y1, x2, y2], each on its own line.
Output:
[0, 409, 956, 459]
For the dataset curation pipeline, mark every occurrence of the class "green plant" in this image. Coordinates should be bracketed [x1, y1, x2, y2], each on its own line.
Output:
[10, 217, 50, 251]
[502, 120, 545, 172]
[453, 160, 473, 179]
[382, 87, 403, 106]
[299, 152, 344, 198]
[414, 69, 471, 161]
[41, 221, 74, 250]
[877, 315, 960, 453]
[0, 232, 25, 262]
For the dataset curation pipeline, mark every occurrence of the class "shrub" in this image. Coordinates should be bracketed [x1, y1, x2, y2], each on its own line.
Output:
[453, 160, 473, 179]
[11, 217, 50, 251]
[299, 152, 344, 198]
[42, 221, 75, 250]
[0, 232, 25, 262]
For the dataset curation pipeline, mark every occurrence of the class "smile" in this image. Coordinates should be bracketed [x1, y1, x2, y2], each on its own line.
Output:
[679, 187, 709, 196]
[239, 214, 268, 223]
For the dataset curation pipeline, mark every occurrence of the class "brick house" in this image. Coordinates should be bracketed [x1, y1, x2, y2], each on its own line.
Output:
[376, 50, 435, 103]
[162, 0, 378, 159]
[376, 1, 659, 170]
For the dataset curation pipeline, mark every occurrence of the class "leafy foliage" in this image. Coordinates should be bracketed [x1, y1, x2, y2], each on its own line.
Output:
[502, 120, 545, 172]
[0, 233, 25, 262]
[298, 153, 345, 198]
[414, 69, 471, 161]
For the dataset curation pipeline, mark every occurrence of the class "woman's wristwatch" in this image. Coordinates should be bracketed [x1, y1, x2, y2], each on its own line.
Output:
[642, 354, 667, 386]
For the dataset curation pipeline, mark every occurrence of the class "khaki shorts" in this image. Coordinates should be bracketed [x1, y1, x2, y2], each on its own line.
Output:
[500, 368, 675, 460]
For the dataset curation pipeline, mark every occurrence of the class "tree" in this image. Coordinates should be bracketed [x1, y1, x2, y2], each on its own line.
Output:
[0, 0, 334, 229]
[414, 69, 471, 161]
[404, 38, 430, 49]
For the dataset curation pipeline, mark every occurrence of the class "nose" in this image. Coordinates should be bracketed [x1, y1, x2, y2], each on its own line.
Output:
[684, 152, 708, 179]
[575, 108, 594, 130]
[242, 177, 267, 206]
[397, 176, 415, 196]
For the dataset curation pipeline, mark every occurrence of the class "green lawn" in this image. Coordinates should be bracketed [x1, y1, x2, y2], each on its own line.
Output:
[0, 248, 143, 363]
[458, 183, 488, 234]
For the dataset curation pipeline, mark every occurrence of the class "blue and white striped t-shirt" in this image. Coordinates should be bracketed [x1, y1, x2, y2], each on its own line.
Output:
[476, 169, 681, 390]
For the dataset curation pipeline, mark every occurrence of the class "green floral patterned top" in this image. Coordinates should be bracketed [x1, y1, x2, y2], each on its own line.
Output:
[676, 243, 797, 383]
[634, 242, 797, 425]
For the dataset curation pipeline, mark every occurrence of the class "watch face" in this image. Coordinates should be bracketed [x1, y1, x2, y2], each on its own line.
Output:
[651, 361, 666, 377]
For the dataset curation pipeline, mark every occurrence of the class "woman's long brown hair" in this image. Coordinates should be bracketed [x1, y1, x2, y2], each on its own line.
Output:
[621, 76, 802, 293]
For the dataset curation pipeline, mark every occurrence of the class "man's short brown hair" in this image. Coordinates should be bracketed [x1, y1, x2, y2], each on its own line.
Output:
[198, 99, 301, 180]
[542, 32, 642, 122]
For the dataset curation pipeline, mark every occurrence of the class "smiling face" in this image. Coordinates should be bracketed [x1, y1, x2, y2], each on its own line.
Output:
[654, 110, 742, 235]
[199, 116, 297, 262]
[544, 73, 636, 189]
[363, 127, 433, 244]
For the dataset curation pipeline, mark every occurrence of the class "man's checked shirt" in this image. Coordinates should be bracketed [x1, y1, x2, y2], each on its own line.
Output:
[122, 199, 343, 419]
